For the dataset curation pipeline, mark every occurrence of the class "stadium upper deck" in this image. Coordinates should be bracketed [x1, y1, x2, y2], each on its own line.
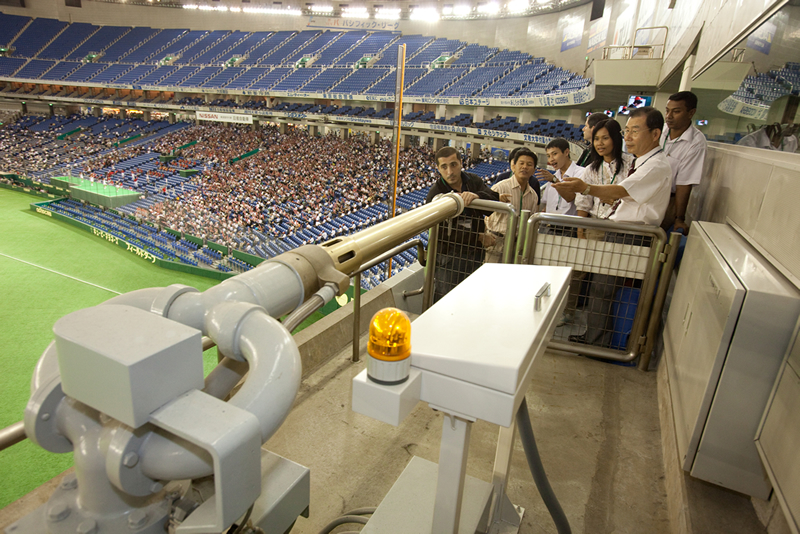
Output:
[0, 13, 591, 100]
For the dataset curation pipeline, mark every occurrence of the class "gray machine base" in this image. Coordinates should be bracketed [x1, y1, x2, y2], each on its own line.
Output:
[4, 449, 309, 534]
[362, 456, 516, 534]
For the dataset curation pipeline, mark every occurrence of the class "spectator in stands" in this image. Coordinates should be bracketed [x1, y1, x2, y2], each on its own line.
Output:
[554, 107, 672, 346]
[484, 147, 539, 263]
[660, 91, 707, 234]
[426, 145, 499, 301]
[536, 138, 584, 216]
[577, 113, 609, 167]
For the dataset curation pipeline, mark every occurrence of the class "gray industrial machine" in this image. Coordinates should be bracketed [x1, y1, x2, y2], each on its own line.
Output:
[6, 194, 468, 534]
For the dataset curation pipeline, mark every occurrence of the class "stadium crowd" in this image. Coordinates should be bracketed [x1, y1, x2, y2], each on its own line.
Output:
[146, 125, 437, 249]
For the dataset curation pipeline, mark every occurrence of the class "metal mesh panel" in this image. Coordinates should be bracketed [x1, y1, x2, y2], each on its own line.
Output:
[525, 216, 661, 355]
[429, 201, 517, 304]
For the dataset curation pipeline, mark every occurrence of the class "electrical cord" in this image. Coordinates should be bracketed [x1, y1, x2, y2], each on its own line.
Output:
[316, 515, 369, 534]
[516, 397, 572, 534]
[229, 504, 253, 534]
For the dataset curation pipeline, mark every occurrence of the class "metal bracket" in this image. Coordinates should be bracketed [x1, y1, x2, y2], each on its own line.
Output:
[149, 390, 261, 534]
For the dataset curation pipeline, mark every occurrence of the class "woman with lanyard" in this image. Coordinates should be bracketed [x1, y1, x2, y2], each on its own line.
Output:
[571, 119, 633, 224]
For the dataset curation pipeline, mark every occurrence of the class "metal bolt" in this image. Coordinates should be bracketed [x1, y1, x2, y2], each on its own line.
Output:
[122, 452, 139, 467]
[60, 475, 78, 490]
[150, 481, 164, 493]
[47, 503, 71, 522]
[77, 519, 98, 534]
[128, 510, 148, 529]
[41, 413, 51, 421]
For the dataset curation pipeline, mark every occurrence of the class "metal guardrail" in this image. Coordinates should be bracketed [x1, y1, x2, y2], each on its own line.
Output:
[520, 212, 679, 370]
[350, 238, 427, 363]
[601, 26, 669, 60]
[421, 198, 520, 313]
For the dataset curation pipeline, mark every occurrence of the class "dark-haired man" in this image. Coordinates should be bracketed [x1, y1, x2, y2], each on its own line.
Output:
[484, 147, 539, 262]
[537, 138, 584, 216]
[426, 146, 499, 300]
[660, 91, 706, 234]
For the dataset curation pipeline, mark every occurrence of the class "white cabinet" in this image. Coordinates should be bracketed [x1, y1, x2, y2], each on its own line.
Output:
[664, 222, 800, 499]
[756, 326, 800, 533]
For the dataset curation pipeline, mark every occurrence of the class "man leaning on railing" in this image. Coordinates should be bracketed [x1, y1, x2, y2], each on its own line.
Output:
[426, 146, 499, 302]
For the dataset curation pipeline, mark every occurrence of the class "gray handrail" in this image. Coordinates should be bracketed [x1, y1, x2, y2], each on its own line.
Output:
[351, 238, 426, 363]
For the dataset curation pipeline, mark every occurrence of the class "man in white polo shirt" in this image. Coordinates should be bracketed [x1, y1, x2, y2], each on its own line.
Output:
[660, 91, 707, 234]
[552, 107, 672, 346]
[536, 137, 584, 216]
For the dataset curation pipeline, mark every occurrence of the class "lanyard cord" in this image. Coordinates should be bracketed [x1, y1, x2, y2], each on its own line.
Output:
[603, 161, 620, 185]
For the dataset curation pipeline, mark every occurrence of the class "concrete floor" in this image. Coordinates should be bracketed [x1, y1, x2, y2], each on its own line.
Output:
[263, 337, 670, 534]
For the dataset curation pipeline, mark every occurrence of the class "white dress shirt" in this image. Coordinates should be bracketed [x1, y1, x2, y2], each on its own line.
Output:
[660, 125, 707, 192]
[575, 153, 634, 219]
[541, 161, 584, 215]
[486, 176, 538, 235]
[610, 147, 672, 226]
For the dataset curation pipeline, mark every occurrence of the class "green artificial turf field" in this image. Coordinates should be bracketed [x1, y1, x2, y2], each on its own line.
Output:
[0, 189, 223, 509]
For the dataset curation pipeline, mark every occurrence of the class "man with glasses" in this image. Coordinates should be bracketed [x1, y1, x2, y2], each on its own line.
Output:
[552, 107, 671, 346]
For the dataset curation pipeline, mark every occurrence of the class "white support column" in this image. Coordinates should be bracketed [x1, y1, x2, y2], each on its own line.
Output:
[432, 412, 473, 534]
[679, 54, 696, 92]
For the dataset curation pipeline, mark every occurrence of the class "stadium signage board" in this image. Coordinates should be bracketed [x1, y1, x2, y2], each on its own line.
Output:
[0, 77, 593, 108]
[717, 96, 769, 121]
[195, 111, 254, 124]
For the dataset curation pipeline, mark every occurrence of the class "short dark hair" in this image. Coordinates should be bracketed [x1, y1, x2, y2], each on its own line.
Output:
[629, 106, 664, 134]
[587, 112, 607, 129]
[545, 138, 570, 153]
[510, 146, 537, 167]
[435, 146, 459, 164]
[668, 91, 698, 111]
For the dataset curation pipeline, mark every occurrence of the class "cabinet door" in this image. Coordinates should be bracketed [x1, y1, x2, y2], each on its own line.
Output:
[666, 226, 745, 470]
[757, 350, 800, 533]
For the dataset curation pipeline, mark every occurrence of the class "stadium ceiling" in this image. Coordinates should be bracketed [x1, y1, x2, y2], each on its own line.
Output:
[96, 0, 592, 21]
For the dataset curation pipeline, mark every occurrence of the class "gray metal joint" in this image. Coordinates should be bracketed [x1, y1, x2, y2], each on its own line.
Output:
[271, 245, 351, 297]
[150, 284, 200, 317]
[205, 302, 268, 362]
[432, 192, 466, 218]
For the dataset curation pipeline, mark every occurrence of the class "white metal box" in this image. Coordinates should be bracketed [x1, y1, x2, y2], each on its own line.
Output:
[664, 222, 800, 499]
[755, 324, 800, 534]
[54, 304, 204, 428]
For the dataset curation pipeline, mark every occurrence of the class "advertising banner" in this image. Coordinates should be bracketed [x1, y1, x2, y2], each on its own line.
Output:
[196, 111, 253, 124]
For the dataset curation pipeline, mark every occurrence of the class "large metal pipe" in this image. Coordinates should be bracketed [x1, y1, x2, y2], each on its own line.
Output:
[320, 193, 464, 275]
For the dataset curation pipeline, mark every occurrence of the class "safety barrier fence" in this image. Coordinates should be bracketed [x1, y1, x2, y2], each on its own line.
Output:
[521, 213, 680, 370]
[421, 198, 522, 311]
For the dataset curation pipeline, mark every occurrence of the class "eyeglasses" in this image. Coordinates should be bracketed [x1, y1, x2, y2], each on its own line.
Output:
[623, 127, 652, 137]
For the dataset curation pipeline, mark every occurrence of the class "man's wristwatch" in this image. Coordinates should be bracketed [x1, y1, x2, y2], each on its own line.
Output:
[582, 185, 591, 195]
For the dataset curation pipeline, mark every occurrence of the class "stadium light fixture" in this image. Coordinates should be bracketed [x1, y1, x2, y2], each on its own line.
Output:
[243, 5, 302, 14]
[507, 0, 528, 13]
[311, 4, 333, 11]
[342, 6, 368, 17]
[410, 6, 438, 20]
[441, 4, 453, 14]
[477, 1, 499, 14]
[182, 3, 199, 7]
[375, 7, 400, 19]
[452, 4, 470, 16]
